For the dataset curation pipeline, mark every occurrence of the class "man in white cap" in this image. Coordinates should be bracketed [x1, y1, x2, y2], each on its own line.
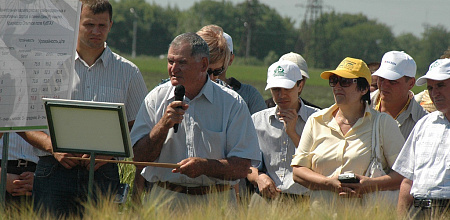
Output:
[219, 32, 267, 115]
[247, 60, 319, 200]
[266, 52, 321, 109]
[371, 51, 427, 138]
[393, 59, 450, 219]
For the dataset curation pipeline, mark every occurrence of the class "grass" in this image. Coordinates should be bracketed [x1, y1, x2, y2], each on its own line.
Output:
[5, 188, 449, 219]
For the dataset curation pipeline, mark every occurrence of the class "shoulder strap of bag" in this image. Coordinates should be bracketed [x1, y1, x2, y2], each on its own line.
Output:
[371, 113, 382, 162]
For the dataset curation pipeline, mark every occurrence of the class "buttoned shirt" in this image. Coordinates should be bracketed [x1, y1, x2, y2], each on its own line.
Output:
[392, 111, 450, 199]
[31, 45, 148, 157]
[371, 90, 427, 139]
[291, 103, 405, 177]
[252, 100, 319, 195]
[130, 79, 261, 186]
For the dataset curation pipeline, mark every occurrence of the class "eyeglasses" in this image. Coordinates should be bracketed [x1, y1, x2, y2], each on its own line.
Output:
[329, 75, 358, 87]
[207, 66, 225, 76]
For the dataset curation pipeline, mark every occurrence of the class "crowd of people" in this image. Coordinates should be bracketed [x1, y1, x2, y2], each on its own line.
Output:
[0, 0, 449, 219]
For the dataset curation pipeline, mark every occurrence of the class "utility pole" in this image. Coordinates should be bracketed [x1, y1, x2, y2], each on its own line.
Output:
[303, 0, 323, 24]
[130, 8, 138, 59]
[296, 0, 328, 67]
[244, 0, 255, 59]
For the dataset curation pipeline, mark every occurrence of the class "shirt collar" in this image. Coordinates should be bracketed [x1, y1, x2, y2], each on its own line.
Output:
[436, 111, 450, 123]
[321, 102, 374, 127]
[167, 77, 214, 103]
[269, 98, 308, 122]
[75, 43, 109, 68]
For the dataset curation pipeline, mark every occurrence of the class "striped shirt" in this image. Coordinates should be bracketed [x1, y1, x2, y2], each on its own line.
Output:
[252, 99, 319, 195]
[1, 45, 148, 159]
[393, 111, 450, 199]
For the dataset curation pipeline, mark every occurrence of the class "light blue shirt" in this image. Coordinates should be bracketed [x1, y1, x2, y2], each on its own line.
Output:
[130, 79, 261, 186]
[251, 100, 319, 195]
[393, 111, 450, 199]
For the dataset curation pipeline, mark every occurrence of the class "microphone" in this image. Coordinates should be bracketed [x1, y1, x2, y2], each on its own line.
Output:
[173, 85, 185, 133]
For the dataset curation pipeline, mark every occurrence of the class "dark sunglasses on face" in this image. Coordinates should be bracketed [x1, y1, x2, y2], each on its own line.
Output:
[329, 75, 358, 87]
[207, 66, 225, 76]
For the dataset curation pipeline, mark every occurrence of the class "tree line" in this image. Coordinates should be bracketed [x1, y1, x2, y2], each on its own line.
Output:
[108, 0, 449, 73]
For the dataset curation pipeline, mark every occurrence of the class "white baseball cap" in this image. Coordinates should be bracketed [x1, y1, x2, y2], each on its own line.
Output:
[279, 52, 309, 79]
[416, 59, 450, 86]
[265, 60, 302, 90]
[223, 32, 233, 54]
[373, 51, 416, 80]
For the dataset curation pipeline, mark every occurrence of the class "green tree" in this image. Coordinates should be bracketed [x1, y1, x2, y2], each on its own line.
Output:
[109, 0, 179, 56]
[301, 12, 395, 68]
[395, 33, 421, 55]
[417, 25, 450, 73]
[235, 0, 297, 59]
[176, 0, 297, 60]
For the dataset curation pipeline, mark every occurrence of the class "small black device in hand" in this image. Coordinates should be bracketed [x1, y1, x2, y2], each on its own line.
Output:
[338, 173, 359, 183]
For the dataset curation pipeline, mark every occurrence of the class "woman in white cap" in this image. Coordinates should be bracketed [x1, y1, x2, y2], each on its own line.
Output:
[291, 57, 405, 210]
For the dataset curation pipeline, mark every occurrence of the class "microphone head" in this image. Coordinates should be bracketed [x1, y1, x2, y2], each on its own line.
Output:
[174, 85, 185, 100]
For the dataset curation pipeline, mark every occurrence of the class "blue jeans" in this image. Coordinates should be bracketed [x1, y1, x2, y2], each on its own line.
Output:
[33, 156, 120, 217]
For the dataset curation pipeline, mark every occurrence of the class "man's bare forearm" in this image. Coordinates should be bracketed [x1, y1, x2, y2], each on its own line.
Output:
[397, 178, 414, 217]
[204, 157, 251, 180]
[17, 131, 53, 153]
[133, 121, 170, 162]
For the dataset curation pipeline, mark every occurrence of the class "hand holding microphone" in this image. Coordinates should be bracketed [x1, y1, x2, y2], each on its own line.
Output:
[173, 85, 185, 133]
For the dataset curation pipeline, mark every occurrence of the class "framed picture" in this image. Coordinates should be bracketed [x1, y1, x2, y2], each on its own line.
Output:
[43, 98, 133, 158]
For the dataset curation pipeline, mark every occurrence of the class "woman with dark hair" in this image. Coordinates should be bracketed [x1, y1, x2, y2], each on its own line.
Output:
[291, 57, 405, 208]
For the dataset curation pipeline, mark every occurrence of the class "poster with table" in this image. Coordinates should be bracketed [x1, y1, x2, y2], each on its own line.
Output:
[0, 0, 81, 203]
[0, 0, 80, 132]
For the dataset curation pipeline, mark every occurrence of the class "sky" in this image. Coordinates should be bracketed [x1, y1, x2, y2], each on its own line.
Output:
[146, 0, 450, 37]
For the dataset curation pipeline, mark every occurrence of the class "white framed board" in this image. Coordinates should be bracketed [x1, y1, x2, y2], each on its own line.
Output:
[43, 98, 133, 158]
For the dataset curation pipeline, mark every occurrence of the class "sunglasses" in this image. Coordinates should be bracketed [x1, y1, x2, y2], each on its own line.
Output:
[207, 66, 225, 76]
[329, 75, 358, 87]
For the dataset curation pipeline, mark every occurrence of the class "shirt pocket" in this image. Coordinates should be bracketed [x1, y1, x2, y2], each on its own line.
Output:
[95, 86, 125, 103]
[195, 128, 226, 159]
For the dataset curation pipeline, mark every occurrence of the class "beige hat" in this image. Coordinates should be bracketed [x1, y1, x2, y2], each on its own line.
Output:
[279, 52, 309, 79]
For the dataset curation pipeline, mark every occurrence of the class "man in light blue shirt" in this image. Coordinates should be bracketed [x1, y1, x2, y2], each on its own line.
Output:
[131, 33, 260, 205]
